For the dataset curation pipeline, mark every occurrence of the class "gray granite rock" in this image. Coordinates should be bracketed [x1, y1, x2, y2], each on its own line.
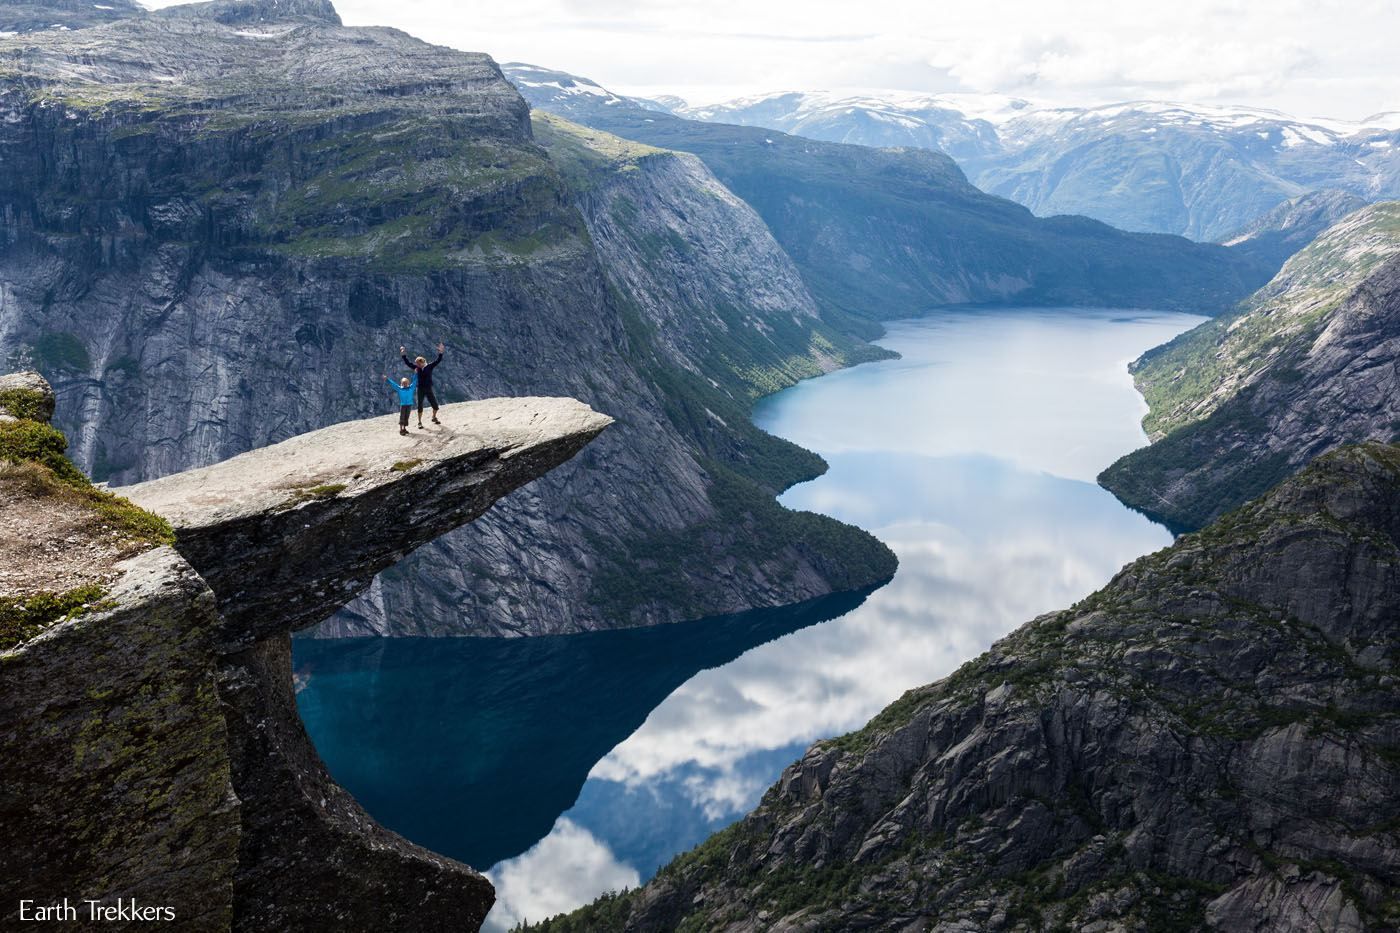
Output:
[117, 397, 611, 648]
[0, 547, 239, 928]
[532, 444, 1400, 932]
[3, 385, 611, 930]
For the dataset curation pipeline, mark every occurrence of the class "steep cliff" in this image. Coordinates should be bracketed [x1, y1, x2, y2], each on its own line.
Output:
[1, 372, 610, 928]
[527, 442, 1400, 932]
[506, 65, 1276, 323]
[1100, 201, 1400, 530]
[1221, 189, 1371, 271]
[0, 0, 893, 637]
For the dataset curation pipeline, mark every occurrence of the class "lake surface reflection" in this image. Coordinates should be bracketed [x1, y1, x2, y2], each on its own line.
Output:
[294, 307, 1202, 929]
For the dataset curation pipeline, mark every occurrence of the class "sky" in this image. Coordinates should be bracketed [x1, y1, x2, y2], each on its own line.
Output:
[138, 0, 1400, 121]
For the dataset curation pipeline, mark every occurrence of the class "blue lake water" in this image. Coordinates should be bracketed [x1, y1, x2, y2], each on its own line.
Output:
[294, 307, 1203, 929]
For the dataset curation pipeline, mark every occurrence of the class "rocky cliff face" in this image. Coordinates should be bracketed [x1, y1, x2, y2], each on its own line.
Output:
[0, 0, 894, 638]
[527, 443, 1400, 932]
[0, 0, 144, 32]
[506, 65, 1274, 325]
[1, 373, 609, 928]
[1100, 201, 1400, 530]
[1221, 189, 1370, 272]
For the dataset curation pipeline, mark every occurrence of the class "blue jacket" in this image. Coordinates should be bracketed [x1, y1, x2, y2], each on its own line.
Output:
[385, 374, 417, 405]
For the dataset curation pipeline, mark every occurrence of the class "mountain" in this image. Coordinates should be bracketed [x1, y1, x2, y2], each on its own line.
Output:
[0, 1, 895, 638]
[0, 0, 144, 32]
[1099, 201, 1400, 531]
[978, 103, 1400, 242]
[665, 91, 1400, 243]
[670, 89, 1017, 163]
[506, 65, 1274, 323]
[523, 441, 1400, 932]
[1220, 188, 1370, 271]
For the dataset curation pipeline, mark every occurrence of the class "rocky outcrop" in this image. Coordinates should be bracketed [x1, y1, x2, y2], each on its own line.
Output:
[0, 369, 54, 422]
[0, 0, 894, 638]
[1101, 201, 1400, 530]
[0, 0, 144, 32]
[0, 547, 240, 927]
[2, 374, 611, 929]
[527, 443, 1400, 932]
[118, 397, 610, 646]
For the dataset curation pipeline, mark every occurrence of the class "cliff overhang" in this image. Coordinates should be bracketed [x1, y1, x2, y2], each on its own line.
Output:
[1, 374, 611, 929]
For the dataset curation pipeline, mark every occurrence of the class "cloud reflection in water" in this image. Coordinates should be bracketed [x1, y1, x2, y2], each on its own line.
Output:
[297, 309, 1202, 930]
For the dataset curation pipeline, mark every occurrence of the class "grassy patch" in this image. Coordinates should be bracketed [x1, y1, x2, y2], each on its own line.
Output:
[0, 585, 111, 650]
[278, 482, 348, 510]
[390, 459, 423, 472]
[0, 420, 92, 487]
[1, 411, 175, 551]
[0, 387, 53, 422]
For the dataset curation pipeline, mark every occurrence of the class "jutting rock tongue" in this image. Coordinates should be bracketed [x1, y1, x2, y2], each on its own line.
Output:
[5, 378, 612, 931]
[117, 397, 613, 651]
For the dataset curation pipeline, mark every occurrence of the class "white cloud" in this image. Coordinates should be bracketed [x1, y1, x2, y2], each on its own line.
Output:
[484, 818, 640, 932]
[134, 0, 1398, 117]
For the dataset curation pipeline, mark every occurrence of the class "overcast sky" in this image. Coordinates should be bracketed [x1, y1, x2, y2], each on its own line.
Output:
[143, 0, 1400, 119]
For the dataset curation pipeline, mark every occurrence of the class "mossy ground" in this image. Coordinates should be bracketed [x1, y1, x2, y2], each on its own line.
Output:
[0, 585, 111, 650]
[0, 410, 173, 650]
[277, 482, 348, 510]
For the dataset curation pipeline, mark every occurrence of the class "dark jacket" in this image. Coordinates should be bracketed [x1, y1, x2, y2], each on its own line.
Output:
[403, 352, 443, 389]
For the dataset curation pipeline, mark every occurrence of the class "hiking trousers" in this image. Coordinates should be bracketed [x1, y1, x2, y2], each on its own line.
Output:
[417, 386, 439, 415]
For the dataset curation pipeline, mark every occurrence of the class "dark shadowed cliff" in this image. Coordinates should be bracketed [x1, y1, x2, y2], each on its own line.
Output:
[526, 442, 1400, 932]
[1101, 201, 1400, 531]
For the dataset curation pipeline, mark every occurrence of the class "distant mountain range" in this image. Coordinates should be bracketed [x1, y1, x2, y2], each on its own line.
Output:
[504, 64, 1275, 323]
[518, 73, 1400, 243]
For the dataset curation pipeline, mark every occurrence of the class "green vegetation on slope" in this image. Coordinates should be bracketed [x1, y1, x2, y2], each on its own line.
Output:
[0, 585, 111, 651]
[525, 118, 900, 622]
[584, 282, 897, 623]
[1133, 201, 1400, 439]
[1099, 201, 1400, 530]
[0, 423, 175, 548]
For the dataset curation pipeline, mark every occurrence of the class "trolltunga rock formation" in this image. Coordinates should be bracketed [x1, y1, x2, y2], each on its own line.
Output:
[1, 386, 610, 930]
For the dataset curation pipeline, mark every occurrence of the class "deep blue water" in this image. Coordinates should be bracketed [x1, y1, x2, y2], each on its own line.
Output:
[294, 307, 1202, 929]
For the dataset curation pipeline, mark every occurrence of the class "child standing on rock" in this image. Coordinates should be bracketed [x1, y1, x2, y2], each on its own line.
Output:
[382, 372, 418, 436]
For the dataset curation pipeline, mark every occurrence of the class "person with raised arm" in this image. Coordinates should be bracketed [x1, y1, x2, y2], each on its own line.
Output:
[382, 370, 418, 436]
[401, 341, 446, 430]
